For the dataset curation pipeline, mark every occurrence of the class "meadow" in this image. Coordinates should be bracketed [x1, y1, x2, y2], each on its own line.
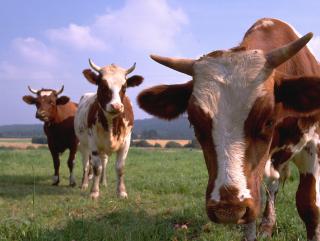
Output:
[0, 147, 306, 241]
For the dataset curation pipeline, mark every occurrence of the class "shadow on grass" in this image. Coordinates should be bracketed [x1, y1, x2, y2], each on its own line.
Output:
[33, 207, 211, 241]
[0, 174, 78, 199]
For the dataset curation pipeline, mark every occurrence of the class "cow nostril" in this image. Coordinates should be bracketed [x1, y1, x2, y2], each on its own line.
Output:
[111, 103, 123, 112]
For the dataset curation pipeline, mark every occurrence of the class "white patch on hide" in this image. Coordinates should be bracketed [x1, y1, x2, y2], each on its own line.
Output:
[253, 19, 274, 31]
[192, 50, 272, 202]
[40, 91, 53, 96]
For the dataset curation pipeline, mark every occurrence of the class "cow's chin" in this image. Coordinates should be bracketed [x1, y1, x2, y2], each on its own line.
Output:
[104, 109, 123, 118]
[37, 116, 51, 123]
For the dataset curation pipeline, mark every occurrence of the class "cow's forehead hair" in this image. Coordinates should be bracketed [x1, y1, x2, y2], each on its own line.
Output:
[39, 90, 54, 97]
[100, 64, 127, 87]
[192, 49, 270, 118]
[191, 48, 272, 201]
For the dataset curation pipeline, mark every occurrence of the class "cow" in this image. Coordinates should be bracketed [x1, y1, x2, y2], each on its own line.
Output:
[22, 86, 78, 187]
[137, 18, 320, 240]
[74, 59, 143, 200]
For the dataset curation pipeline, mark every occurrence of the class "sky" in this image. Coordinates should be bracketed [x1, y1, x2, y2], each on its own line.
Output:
[1, 0, 320, 125]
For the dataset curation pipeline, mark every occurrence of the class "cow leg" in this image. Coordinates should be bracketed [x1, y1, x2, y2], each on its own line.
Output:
[79, 144, 90, 190]
[115, 134, 131, 199]
[259, 158, 280, 237]
[88, 163, 93, 180]
[51, 152, 60, 186]
[100, 154, 108, 187]
[259, 177, 279, 238]
[293, 141, 320, 241]
[242, 221, 257, 241]
[67, 148, 77, 187]
[90, 151, 103, 200]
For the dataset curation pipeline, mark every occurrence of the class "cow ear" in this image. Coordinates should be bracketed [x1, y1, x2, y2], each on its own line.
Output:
[23, 95, 37, 105]
[137, 80, 193, 120]
[56, 96, 70, 105]
[275, 76, 320, 116]
[127, 75, 144, 87]
[83, 69, 99, 85]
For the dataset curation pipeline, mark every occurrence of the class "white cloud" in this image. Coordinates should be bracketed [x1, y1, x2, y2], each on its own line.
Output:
[45, 0, 189, 54]
[93, 0, 188, 53]
[0, 61, 55, 81]
[47, 24, 108, 51]
[309, 36, 320, 61]
[13, 37, 58, 66]
[0, 38, 60, 81]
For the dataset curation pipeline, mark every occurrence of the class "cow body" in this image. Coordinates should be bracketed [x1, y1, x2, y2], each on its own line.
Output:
[23, 86, 78, 186]
[138, 18, 320, 240]
[75, 60, 143, 199]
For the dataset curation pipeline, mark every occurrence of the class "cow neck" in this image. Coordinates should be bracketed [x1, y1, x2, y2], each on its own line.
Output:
[44, 107, 61, 127]
[97, 100, 125, 138]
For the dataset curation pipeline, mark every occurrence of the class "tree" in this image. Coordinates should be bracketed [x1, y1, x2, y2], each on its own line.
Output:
[165, 141, 182, 148]
[141, 129, 159, 139]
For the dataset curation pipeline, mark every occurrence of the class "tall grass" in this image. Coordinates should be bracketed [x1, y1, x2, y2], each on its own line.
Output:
[0, 148, 305, 240]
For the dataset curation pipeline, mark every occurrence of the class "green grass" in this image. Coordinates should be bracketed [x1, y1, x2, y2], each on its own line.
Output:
[0, 148, 305, 241]
[0, 138, 31, 143]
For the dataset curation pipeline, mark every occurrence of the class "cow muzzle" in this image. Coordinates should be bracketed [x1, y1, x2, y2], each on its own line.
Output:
[108, 103, 124, 114]
[36, 111, 49, 122]
[206, 198, 255, 224]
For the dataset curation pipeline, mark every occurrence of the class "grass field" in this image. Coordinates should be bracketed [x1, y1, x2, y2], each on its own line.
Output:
[0, 147, 306, 241]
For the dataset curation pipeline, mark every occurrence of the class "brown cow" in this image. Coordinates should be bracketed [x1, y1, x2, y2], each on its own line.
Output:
[23, 86, 78, 187]
[138, 18, 320, 240]
[75, 59, 143, 199]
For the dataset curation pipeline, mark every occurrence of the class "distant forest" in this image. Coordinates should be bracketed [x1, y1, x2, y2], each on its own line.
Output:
[0, 117, 195, 140]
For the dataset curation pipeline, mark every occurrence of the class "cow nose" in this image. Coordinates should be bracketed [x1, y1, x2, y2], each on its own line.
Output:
[36, 112, 43, 119]
[206, 197, 255, 224]
[207, 200, 247, 224]
[36, 111, 46, 120]
[110, 103, 124, 113]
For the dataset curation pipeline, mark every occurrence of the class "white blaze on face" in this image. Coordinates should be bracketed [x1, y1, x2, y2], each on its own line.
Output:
[40, 90, 54, 96]
[100, 64, 126, 112]
[252, 19, 274, 31]
[193, 50, 272, 202]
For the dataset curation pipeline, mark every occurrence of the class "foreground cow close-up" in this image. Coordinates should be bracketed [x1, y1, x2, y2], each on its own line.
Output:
[22, 86, 79, 187]
[138, 18, 320, 240]
[75, 59, 143, 200]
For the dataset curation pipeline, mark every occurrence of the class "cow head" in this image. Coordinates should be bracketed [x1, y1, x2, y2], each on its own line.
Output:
[138, 33, 320, 224]
[23, 86, 69, 122]
[83, 59, 143, 117]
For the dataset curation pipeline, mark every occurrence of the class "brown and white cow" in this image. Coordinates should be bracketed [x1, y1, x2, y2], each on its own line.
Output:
[23, 86, 78, 186]
[75, 59, 143, 199]
[138, 18, 320, 240]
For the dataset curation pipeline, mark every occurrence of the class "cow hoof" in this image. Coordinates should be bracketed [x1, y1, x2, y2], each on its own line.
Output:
[52, 176, 59, 186]
[118, 191, 128, 199]
[90, 191, 100, 200]
[80, 183, 89, 190]
[258, 231, 272, 239]
[69, 176, 76, 187]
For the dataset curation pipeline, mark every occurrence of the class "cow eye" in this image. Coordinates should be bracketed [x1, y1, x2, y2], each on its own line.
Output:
[122, 85, 127, 92]
[265, 119, 274, 129]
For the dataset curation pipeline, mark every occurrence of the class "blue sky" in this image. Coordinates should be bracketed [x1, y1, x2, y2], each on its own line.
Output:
[1, 0, 320, 125]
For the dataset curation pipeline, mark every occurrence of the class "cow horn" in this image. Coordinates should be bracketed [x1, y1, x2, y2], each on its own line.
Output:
[150, 54, 195, 76]
[56, 85, 64, 95]
[89, 58, 102, 72]
[28, 86, 38, 94]
[265, 32, 313, 68]
[126, 62, 136, 75]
